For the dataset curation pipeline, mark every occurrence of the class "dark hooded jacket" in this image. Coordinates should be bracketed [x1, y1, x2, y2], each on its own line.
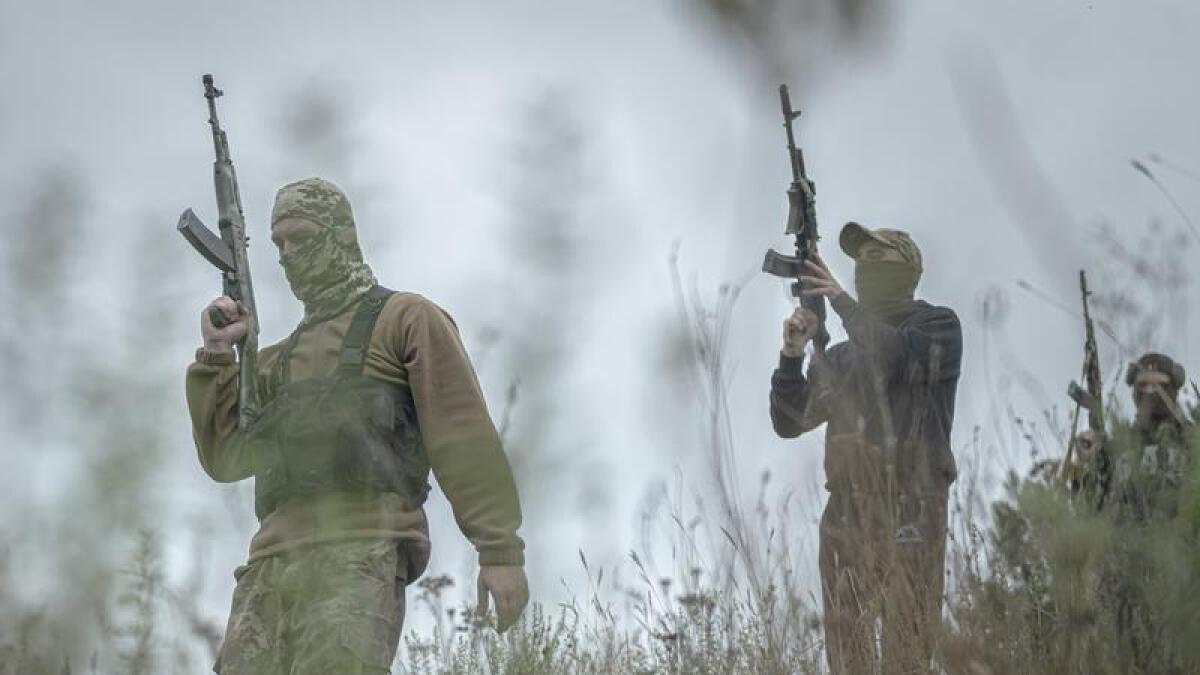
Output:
[770, 293, 962, 496]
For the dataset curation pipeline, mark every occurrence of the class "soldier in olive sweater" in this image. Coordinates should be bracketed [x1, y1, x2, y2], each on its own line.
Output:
[187, 178, 527, 674]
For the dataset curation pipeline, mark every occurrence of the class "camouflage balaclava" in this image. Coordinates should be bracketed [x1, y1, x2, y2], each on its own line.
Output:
[271, 178, 378, 324]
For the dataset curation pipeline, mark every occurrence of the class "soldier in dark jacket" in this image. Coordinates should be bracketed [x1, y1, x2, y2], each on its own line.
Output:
[769, 223, 962, 675]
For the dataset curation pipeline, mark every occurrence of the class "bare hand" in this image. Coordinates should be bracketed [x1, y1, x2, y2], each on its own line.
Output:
[1076, 430, 1103, 460]
[201, 296, 248, 353]
[476, 565, 529, 633]
[798, 255, 845, 300]
[782, 307, 819, 358]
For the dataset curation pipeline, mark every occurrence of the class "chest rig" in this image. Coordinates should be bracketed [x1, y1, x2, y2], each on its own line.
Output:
[1115, 424, 1192, 523]
[245, 286, 431, 520]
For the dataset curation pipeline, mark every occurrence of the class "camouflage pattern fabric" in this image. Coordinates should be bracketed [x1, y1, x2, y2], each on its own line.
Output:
[839, 221, 924, 272]
[215, 539, 406, 675]
[271, 178, 378, 325]
[1112, 421, 1193, 523]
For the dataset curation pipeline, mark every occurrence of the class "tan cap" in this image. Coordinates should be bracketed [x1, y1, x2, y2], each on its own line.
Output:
[839, 222, 923, 272]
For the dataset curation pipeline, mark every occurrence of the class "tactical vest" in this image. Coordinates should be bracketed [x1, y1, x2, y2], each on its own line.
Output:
[244, 286, 431, 520]
[1114, 423, 1191, 523]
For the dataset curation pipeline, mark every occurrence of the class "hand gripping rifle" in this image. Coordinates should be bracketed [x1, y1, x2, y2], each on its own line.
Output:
[177, 74, 260, 429]
[762, 84, 830, 353]
[1061, 270, 1109, 505]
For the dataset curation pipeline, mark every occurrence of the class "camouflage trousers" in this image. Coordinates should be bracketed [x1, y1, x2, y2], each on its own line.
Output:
[819, 490, 948, 675]
[214, 539, 407, 675]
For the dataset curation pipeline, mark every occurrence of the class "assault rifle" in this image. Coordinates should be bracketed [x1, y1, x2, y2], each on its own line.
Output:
[1061, 270, 1109, 505]
[177, 74, 260, 429]
[762, 84, 830, 352]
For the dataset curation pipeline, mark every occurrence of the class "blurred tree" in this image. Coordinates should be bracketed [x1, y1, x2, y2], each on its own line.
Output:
[0, 168, 86, 431]
[278, 81, 359, 182]
[490, 88, 611, 549]
[682, 0, 892, 83]
[274, 78, 394, 262]
[0, 172, 206, 672]
[1091, 218, 1193, 366]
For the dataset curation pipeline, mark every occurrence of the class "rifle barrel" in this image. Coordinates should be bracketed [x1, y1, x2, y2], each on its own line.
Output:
[203, 74, 226, 157]
[779, 85, 802, 181]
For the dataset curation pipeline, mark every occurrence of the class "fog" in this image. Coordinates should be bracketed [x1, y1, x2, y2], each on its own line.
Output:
[1, 0, 1197, 669]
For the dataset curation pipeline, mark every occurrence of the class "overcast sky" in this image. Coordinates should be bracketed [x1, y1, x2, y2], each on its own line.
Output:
[3, 0, 1198, 639]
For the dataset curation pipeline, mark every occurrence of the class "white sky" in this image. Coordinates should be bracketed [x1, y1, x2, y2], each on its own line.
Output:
[2, 0, 1198, 644]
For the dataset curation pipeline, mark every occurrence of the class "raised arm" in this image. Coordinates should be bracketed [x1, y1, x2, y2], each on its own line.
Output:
[770, 352, 836, 438]
[769, 306, 838, 438]
[184, 296, 262, 482]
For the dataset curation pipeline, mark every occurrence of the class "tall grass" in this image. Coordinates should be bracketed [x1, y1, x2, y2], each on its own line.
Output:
[391, 224, 1200, 674]
[5, 236, 1196, 673]
[942, 424, 1200, 675]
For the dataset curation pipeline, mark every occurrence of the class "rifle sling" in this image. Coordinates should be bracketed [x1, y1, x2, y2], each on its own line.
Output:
[278, 285, 394, 386]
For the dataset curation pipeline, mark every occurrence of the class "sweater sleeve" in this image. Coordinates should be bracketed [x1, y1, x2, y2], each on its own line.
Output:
[770, 350, 836, 438]
[393, 298, 525, 567]
[185, 348, 257, 483]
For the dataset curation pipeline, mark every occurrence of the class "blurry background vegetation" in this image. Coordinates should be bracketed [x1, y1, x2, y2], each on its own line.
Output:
[1, 0, 1198, 672]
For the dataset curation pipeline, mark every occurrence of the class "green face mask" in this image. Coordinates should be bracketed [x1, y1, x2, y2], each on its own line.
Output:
[854, 261, 919, 314]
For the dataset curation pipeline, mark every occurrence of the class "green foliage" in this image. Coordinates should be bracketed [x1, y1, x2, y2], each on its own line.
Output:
[944, 423, 1200, 675]
[115, 531, 164, 675]
[0, 167, 214, 674]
